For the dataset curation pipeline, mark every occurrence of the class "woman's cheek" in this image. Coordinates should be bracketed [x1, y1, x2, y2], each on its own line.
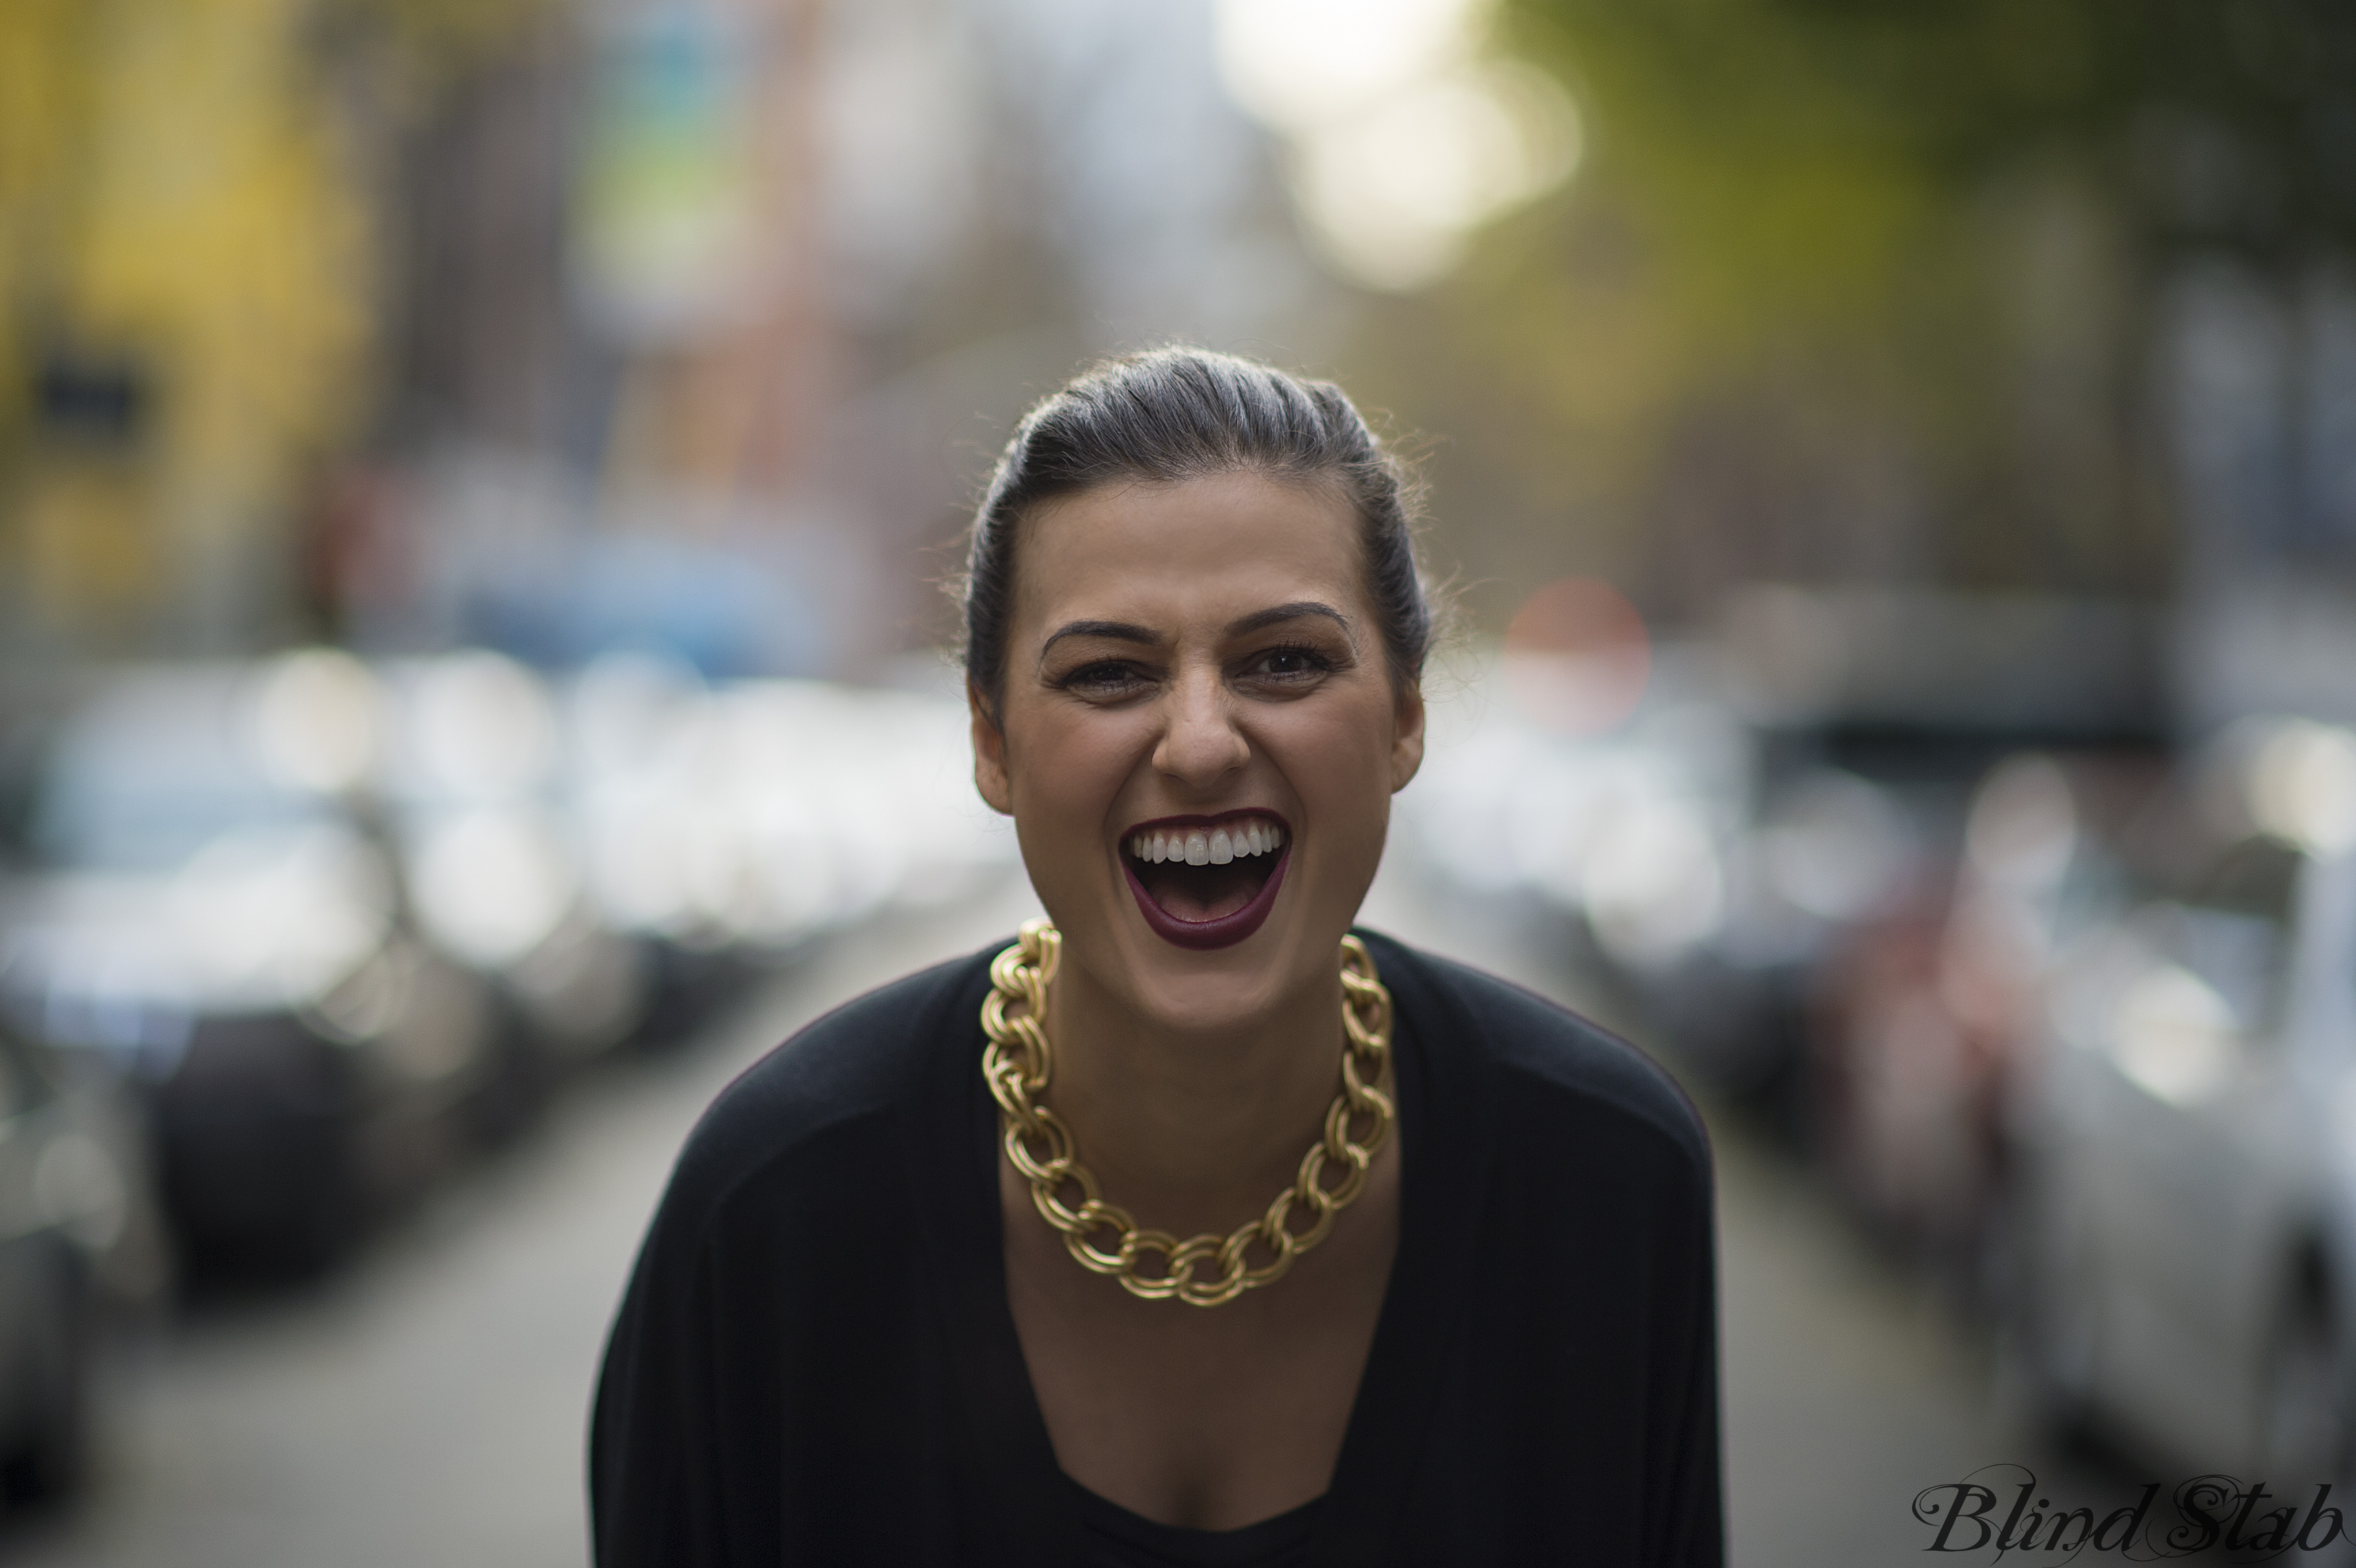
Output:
[1017, 709, 1113, 804]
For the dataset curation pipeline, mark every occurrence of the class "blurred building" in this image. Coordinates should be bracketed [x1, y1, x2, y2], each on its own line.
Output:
[0, 0, 382, 664]
[341, 0, 1330, 682]
[2, 0, 1324, 701]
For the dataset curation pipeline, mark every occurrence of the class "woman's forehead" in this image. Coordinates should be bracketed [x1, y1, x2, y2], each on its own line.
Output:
[1015, 472, 1362, 622]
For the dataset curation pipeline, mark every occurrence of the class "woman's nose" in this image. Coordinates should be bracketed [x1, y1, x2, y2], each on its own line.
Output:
[1151, 672, 1249, 785]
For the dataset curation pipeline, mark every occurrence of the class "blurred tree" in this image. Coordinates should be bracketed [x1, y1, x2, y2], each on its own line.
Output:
[1352, 0, 2356, 626]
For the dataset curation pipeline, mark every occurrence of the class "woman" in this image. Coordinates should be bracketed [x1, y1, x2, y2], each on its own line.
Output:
[591, 348, 1722, 1566]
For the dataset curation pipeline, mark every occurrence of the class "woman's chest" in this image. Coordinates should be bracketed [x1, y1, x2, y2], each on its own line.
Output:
[997, 1155, 1399, 1533]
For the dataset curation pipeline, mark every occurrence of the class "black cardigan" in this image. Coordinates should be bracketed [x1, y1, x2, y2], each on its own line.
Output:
[590, 930, 1723, 1566]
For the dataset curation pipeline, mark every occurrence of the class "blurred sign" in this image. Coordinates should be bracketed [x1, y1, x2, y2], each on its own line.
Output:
[576, 0, 766, 344]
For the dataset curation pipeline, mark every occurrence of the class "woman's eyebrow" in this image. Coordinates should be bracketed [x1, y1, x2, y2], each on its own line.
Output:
[1226, 601, 1354, 640]
[1039, 620, 1162, 661]
[1037, 602, 1354, 664]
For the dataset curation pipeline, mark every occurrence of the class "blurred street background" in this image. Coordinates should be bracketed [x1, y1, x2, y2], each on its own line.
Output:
[4, 0, 2356, 1563]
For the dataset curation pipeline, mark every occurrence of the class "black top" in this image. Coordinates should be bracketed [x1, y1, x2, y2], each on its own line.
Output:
[590, 931, 1723, 1567]
[1067, 1475, 1320, 1568]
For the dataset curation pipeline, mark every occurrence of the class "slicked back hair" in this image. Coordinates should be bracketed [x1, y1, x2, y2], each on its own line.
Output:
[960, 347, 1432, 721]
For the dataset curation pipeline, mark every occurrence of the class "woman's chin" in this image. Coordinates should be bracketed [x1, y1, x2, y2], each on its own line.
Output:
[1116, 953, 1296, 1037]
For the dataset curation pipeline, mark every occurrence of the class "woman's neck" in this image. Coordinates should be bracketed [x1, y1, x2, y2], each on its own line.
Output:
[1041, 951, 1349, 1240]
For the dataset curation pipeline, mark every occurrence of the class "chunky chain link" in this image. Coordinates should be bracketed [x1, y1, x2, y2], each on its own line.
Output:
[980, 919, 1395, 1307]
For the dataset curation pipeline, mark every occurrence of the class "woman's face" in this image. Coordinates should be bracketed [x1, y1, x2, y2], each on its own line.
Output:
[972, 469, 1424, 1034]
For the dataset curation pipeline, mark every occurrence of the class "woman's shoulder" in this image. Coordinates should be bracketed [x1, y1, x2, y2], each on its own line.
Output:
[659, 943, 999, 1220]
[1355, 930, 1711, 1177]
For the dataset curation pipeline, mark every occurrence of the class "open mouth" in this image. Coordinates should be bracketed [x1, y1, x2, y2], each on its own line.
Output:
[1120, 812, 1290, 951]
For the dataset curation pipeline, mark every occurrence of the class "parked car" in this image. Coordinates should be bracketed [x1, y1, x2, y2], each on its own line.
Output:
[1648, 759, 1924, 1111]
[0, 653, 500, 1267]
[0, 1020, 168, 1502]
[558, 650, 736, 1038]
[565, 665, 1015, 976]
[1395, 655, 1755, 1011]
[374, 652, 652, 1111]
[1807, 749, 2161, 1285]
[2007, 718, 2356, 1482]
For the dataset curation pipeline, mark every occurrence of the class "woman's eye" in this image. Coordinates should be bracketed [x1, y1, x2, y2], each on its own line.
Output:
[1061, 661, 1147, 694]
[1248, 646, 1331, 682]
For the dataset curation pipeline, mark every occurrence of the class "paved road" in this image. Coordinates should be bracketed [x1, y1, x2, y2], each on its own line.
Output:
[3, 858, 2147, 1567]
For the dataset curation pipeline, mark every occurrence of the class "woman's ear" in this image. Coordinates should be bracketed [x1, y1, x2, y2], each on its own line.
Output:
[1390, 680, 1426, 793]
[969, 684, 1014, 815]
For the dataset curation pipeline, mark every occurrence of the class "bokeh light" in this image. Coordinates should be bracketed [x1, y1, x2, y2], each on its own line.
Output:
[1500, 576, 1650, 736]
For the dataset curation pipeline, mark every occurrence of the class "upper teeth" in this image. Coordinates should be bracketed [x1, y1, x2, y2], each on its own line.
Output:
[1127, 819, 1286, 866]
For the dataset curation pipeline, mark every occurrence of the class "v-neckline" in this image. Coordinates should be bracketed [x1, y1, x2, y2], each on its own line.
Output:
[917, 933, 1495, 1566]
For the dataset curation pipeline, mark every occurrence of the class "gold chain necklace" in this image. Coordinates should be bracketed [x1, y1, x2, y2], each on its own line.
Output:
[980, 919, 1395, 1308]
